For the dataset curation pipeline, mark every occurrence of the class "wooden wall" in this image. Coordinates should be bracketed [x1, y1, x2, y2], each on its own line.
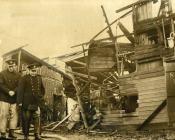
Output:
[136, 72, 168, 124]
[40, 66, 63, 107]
[117, 68, 168, 125]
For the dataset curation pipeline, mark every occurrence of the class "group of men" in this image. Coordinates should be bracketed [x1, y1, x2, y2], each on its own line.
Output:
[0, 59, 45, 140]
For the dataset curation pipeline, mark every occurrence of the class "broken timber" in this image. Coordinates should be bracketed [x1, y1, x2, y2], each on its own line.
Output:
[71, 9, 133, 48]
[118, 22, 135, 44]
[50, 114, 72, 130]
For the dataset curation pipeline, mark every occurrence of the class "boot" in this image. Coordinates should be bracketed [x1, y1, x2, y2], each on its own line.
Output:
[9, 129, 17, 139]
[35, 133, 43, 140]
[0, 132, 6, 139]
[24, 135, 29, 140]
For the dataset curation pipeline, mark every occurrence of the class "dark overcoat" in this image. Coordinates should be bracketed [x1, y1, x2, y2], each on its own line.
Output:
[17, 74, 45, 110]
[0, 70, 21, 104]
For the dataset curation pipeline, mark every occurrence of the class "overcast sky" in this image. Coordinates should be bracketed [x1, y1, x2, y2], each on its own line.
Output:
[0, 0, 138, 58]
[0, 0, 174, 59]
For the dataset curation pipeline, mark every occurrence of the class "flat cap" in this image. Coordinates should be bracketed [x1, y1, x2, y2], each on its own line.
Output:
[27, 63, 41, 70]
[5, 59, 17, 65]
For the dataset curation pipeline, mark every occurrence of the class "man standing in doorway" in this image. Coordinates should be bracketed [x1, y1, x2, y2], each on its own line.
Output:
[17, 63, 45, 140]
[0, 59, 21, 139]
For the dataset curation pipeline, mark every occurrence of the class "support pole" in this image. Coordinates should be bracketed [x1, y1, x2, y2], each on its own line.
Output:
[115, 25, 120, 75]
[101, 5, 114, 40]
[17, 50, 22, 72]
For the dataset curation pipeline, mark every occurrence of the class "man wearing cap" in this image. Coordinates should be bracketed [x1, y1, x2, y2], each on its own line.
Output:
[17, 63, 45, 140]
[0, 59, 21, 139]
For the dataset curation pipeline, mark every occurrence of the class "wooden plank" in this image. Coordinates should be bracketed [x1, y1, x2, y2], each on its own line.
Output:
[103, 114, 123, 118]
[66, 69, 97, 80]
[137, 99, 167, 130]
[119, 84, 136, 90]
[137, 84, 166, 92]
[50, 114, 72, 130]
[135, 46, 160, 54]
[137, 57, 161, 63]
[101, 5, 114, 40]
[118, 22, 135, 44]
[139, 89, 166, 96]
[72, 60, 86, 66]
[133, 51, 161, 60]
[139, 96, 166, 104]
[101, 110, 125, 114]
[139, 100, 166, 108]
[134, 44, 159, 51]
[137, 83, 166, 93]
[139, 93, 166, 100]
[138, 105, 167, 112]
[139, 108, 167, 116]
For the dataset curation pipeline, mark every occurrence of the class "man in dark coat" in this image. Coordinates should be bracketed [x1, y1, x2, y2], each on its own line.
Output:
[0, 59, 21, 139]
[17, 63, 45, 140]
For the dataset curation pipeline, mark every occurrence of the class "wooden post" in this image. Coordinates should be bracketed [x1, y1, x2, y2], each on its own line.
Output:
[167, 0, 175, 55]
[72, 77, 89, 129]
[17, 50, 22, 72]
[101, 5, 114, 40]
[162, 18, 167, 48]
[115, 25, 120, 75]
[82, 45, 91, 104]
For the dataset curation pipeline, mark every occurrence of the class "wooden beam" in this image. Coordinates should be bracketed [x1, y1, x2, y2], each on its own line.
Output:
[50, 114, 72, 130]
[91, 9, 132, 41]
[72, 60, 86, 66]
[17, 50, 22, 72]
[118, 22, 135, 44]
[136, 99, 167, 131]
[66, 69, 97, 80]
[72, 75, 89, 129]
[76, 77, 100, 87]
[116, 0, 156, 13]
[71, 33, 134, 48]
[71, 10, 133, 48]
[101, 5, 114, 40]
[72, 67, 86, 69]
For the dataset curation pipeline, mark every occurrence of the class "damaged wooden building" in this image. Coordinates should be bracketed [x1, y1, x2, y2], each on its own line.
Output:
[57, 0, 175, 131]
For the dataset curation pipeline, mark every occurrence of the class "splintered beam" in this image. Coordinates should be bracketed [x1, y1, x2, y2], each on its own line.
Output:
[118, 22, 135, 44]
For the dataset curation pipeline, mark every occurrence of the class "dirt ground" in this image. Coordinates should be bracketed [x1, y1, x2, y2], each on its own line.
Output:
[14, 128, 175, 140]
[40, 129, 175, 140]
[65, 130, 175, 140]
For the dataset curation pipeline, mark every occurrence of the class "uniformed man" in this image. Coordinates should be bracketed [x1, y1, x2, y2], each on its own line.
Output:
[0, 59, 21, 139]
[17, 63, 45, 140]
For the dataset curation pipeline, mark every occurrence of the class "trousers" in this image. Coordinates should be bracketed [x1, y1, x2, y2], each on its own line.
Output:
[0, 101, 18, 133]
[21, 107, 41, 137]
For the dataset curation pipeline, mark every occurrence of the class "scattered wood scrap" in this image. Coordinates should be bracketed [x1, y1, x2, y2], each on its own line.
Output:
[50, 114, 72, 131]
